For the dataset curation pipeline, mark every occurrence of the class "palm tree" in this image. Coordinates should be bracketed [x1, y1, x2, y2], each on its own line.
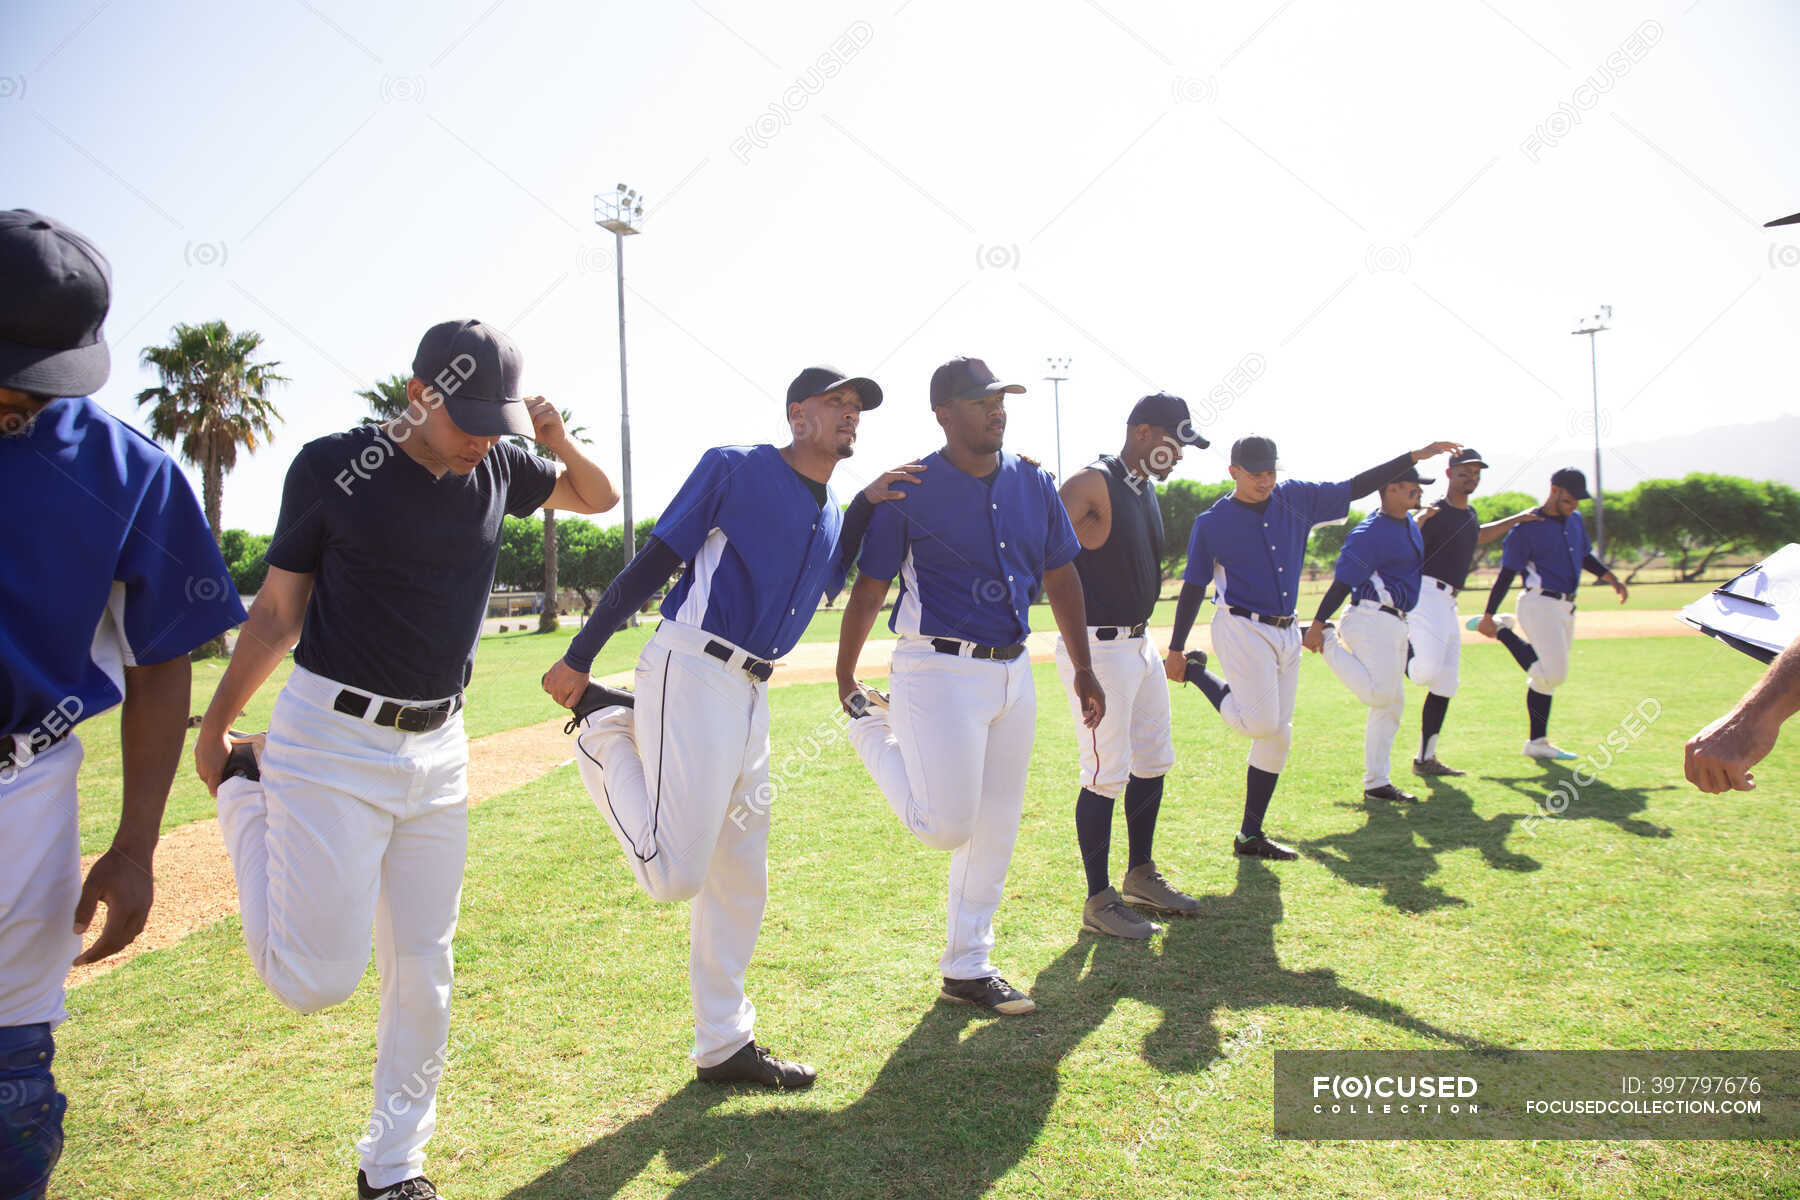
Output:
[357, 373, 412, 424]
[137, 321, 286, 655]
[511, 408, 590, 633]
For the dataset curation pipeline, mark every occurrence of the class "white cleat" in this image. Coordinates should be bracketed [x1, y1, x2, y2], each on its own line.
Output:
[1523, 738, 1578, 761]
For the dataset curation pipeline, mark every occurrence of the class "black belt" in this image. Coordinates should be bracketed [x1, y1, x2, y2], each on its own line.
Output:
[1093, 623, 1148, 641]
[931, 637, 1026, 661]
[1226, 606, 1296, 629]
[1534, 588, 1575, 602]
[0, 725, 72, 770]
[705, 639, 774, 681]
[1356, 601, 1407, 620]
[333, 689, 464, 733]
[1429, 578, 1458, 595]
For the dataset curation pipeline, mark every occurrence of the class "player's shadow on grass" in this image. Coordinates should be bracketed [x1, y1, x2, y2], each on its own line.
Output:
[1300, 784, 1541, 914]
[1482, 766, 1678, 842]
[500, 858, 1492, 1199]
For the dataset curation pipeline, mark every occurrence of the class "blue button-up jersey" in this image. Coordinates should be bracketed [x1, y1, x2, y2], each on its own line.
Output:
[1500, 509, 1590, 594]
[1336, 512, 1425, 611]
[858, 450, 1080, 646]
[654, 444, 846, 660]
[1182, 479, 1353, 616]
[1, 396, 245, 737]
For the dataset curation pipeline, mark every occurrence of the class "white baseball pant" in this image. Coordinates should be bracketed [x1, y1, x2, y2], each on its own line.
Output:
[1205, 610, 1302, 774]
[1054, 632, 1173, 798]
[845, 636, 1035, 980]
[1515, 588, 1576, 693]
[1406, 578, 1462, 698]
[215, 666, 468, 1192]
[571, 619, 771, 1069]
[1322, 604, 1410, 790]
[0, 736, 82, 1030]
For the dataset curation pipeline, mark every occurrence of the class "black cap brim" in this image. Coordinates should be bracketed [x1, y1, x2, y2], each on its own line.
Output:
[1453, 457, 1490, 469]
[1234, 458, 1278, 473]
[946, 381, 1026, 405]
[444, 394, 535, 438]
[0, 338, 109, 397]
[824, 375, 883, 410]
[1175, 425, 1211, 449]
[1766, 212, 1800, 227]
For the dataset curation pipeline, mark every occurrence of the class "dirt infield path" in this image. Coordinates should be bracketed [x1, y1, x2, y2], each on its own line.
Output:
[68, 608, 1695, 986]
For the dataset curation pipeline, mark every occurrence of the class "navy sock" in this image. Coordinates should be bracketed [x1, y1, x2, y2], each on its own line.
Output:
[1527, 688, 1552, 741]
[1240, 767, 1279, 839]
[1496, 627, 1538, 671]
[1419, 692, 1450, 760]
[1075, 788, 1113, 897]
[1123, 774, 1163, 869]
[1189, 663, 1231, 711]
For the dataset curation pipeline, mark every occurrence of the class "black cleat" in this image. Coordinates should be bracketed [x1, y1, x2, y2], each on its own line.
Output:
[1411, 757, 1466, 778]
[564, 682, 636, 734]
[1233, 832, 1299, 861]
[357, 1171, 441, 1199]
[223, 729, 262, 783]
[1364, 783, 1419, 803]
[696, 1040, 817, 1090]
[939, 974, 1037, 1015]
[1182, 649, 1209, 680]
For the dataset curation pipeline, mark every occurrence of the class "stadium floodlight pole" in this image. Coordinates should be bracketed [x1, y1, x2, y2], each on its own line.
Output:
[596, 183, 645, 623]
[1570, 306, 1611, 557]
[1044, 356, 1070, 480]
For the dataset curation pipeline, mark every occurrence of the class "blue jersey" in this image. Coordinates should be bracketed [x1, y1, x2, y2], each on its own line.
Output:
[858, 450, 1080, 646]
[1335, 512, 1425, 611]
[1, 397, 245, 737]
[1500, 509, 1590, 594]
[654, 444, 846, 660]
[1181, 479, 1354, 616]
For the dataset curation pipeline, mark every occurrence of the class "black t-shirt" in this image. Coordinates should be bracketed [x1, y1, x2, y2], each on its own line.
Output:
[1072, 456, 1165, 626]
[266, 425, 559, 699]
[1419, 499, 1480, 591]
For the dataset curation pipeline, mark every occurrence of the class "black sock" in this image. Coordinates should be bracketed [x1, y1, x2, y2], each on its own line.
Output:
[1419, 692, 1450, 760]
[1075, 788, 1113, 897]
[1189, 664, 1231, 711]
[1527, 689, 1552, 741]
[1240, 767, 1279, 839]
[1496, 627, 1538, 671]
[1123, 774, 1163, 869]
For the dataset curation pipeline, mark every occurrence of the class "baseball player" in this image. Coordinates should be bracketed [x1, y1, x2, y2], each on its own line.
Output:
[195, 320, 617, 1200]
[1404, 448, 1541, 776]
[1163, 435, 1459, 859]
[1302, 463, 1434, 803]
[544, 366, 918, 1090]
[835, 355, 1104, 1016]
[1054, 392, 1208, 940]
[0, 210, 245, 1200]
[1470, 467, 1628, 760]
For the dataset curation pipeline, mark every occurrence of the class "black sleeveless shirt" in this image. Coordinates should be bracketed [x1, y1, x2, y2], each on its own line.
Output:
[1072, 455, 1165, 626]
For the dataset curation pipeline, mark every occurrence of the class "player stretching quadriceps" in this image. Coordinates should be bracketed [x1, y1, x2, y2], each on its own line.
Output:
[836, 356, 1104, 1016]
[1164, 436, 1459, 859]
[1471, 467, 1628, 760]
[547, 366, 918, 1090]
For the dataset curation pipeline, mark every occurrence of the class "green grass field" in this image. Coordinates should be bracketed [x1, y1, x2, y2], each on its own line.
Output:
[56, 636, 1800, 1198]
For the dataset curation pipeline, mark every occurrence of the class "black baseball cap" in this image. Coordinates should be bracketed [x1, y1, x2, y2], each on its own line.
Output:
[1767, 212, 1800, 227]
[0, 209, 112, 397]
[1127, 392, 1211, 448]
[1230, 435, 1278, 473]
[786, 366, 883, 411]
[1550, 466, 1590, 500]
[1448, 447, 1490, 468]
[412, 319, 530, 438]
[1383, 463, 1435, 487]
[929, 356, 1025, 408]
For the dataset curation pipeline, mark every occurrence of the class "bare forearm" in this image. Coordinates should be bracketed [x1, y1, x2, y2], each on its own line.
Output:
[1043, 564, 1092, 672]
[117, 657, 191, 861]
[552, 440, 619, 514]
[835, 574, 890, 684]
[1735, 637, 1800, 731]
[198, 605, 297, 737]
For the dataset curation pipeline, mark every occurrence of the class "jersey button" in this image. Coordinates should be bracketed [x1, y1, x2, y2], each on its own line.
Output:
[1007, 575, 1014, 582]
[999, 541, 1006, 548]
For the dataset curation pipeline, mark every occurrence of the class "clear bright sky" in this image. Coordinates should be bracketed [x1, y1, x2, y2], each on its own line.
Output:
[8, 0, 1799, 533]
